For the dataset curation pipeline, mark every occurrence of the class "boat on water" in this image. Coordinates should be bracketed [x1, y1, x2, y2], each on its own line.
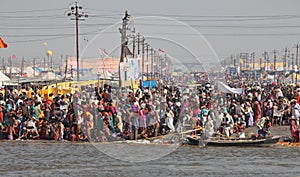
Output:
[185, 135, 281, 147]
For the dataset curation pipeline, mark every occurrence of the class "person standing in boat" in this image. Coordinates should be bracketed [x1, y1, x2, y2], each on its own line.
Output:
[291, 99, 300, 126]
[257, 117, 271, 138]
[165, 107, 175, 133]
[243, 103, 253, 128]
[199, 104, 209, 128]
[253, 99, 262, 125]
[237, 118, 246, 138]
[220, 110, 234, 137]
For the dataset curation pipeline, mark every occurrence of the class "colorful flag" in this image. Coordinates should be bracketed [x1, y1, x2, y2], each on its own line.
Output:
[158, 48, 164, 52]
[99, 48, 108, 57]
[0, 38, 7, 48]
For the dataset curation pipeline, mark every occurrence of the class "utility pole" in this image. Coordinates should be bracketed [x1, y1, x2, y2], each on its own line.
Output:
[233, 55, 236, 67]
[60, 54, 63, 75]
[50, 55, 53, 72]
[284, 48, 287, 70]
[67, 1, 88, 81]
[9, 56, 12, 78]
[132, 28, 136, 58]
[1, 58, 5, 74]
[142, 37, 145, 80]
[18, 57, 24, 84]
[264, 51, 268, 72]
[164, 54, 167, 77]
[119, 10, 130, 87]
[33, 57, 36, 77]
[65, 55, 68, 80]
[296, 44, 299, 84]
[292, 53, 295, 84]
[43, 57, 46, 72]
[151, 48, 154, 79]
[273, 49, 276, 83]
[137, 33, 140, 56]
[146, 44, 149, 79]
[252, 52, 255, 79]
[160, 55, 163, 79]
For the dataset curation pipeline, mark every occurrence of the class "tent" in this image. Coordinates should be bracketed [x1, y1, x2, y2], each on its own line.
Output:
[41, 72, 61, 81]
[0, 71, 10, 86]
[218, 81, 243, 94]
[98, 70, 112, 80]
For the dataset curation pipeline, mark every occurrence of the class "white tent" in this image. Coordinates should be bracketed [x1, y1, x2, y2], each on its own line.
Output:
[41, 72, 61, 81]
[0, 71, 11, 86]
[99, 70, 112, 79]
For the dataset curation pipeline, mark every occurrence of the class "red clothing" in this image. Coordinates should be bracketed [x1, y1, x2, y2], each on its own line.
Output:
[254, 103, 262, 122]
[297, 95, 300, 105]
[291, 121, 300, 142]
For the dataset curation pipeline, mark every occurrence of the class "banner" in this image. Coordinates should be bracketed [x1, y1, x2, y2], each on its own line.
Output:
[218, 81, 243, 94]
[128, 58, 140, 80]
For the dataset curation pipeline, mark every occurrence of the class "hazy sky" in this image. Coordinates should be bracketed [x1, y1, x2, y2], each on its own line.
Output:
[1, 0, 300, 69]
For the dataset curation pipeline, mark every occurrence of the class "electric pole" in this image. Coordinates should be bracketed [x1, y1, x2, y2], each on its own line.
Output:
[9, 56, 12, 78]
[296, 43, 299, 84]
[151, 48, 154, 79]
[284, 47, 287, 70]
[119, 10, 130, 87]
[292, 53, 295, 84]
[132, 28, 136, 58]
[67, 2, 88, 81]
[65, 55, 68, 80]
[137, 33, 140, 55]
[142, 37, 145, 80]
[146, 43, 149, 79]
[33, 57, 36, 77]
[273, 49, 276, 83]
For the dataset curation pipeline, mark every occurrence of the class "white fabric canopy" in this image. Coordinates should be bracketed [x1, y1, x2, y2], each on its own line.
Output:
[218, 81, 243, 94]
[0, 71, 10, 82]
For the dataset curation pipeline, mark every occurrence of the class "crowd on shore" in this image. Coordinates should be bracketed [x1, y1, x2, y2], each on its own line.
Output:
[0, 74, 300, 143]
[213, 76, 300, 142]
[0, 80, 192, 142]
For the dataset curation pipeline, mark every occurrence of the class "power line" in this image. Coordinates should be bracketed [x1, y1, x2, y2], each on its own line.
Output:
[0, 8, 66, 14]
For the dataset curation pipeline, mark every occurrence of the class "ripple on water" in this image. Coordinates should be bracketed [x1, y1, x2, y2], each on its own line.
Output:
[0, 141, 299, 176]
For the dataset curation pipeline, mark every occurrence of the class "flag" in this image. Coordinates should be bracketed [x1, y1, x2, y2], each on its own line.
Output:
[158, 48, 164, 52]
[0, 38, 7, 48]
[99, 48, 108, 57]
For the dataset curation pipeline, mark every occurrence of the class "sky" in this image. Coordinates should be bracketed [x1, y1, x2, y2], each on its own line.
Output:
[1, 0, 300, 70]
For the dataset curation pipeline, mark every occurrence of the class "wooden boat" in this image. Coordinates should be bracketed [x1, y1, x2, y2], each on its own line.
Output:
[185, 135, 281, 147]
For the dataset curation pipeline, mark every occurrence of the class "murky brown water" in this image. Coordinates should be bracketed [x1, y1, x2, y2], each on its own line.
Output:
[0, 141, 299, 177]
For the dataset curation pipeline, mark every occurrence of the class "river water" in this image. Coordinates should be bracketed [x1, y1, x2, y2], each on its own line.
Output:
[0, 141, 299, 177]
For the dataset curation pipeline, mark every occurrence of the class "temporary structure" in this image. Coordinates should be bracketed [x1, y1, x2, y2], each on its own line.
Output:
[0, 71, 10, 86]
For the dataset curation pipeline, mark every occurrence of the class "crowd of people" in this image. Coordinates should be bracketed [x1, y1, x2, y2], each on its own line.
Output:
[0, 81, 192, 142]
[214, 76, 300, 142]
[0, 73, 300, 143]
